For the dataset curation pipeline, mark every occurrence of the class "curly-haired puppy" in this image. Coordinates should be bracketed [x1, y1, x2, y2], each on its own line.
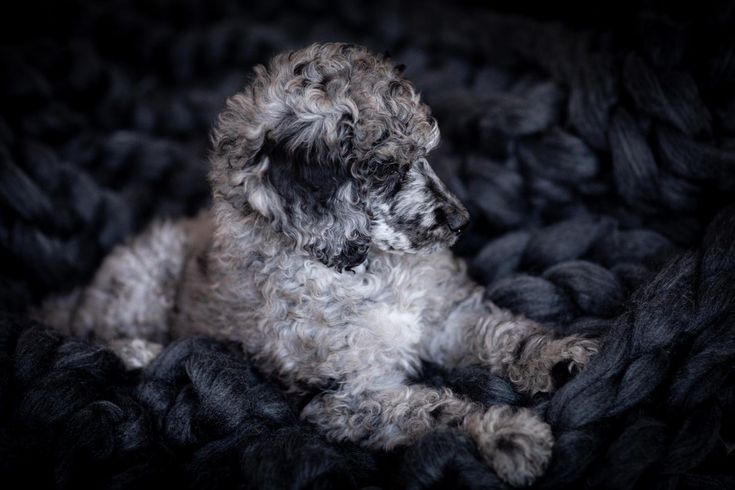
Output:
[40, 43, 597, 486]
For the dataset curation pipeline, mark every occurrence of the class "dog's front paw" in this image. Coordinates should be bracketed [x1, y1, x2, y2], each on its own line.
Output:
[465, 406, 553, 487]
[508, 336, 598, 395]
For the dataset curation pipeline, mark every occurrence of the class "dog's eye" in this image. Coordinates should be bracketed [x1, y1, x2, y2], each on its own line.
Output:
[374, 164, 401, 179]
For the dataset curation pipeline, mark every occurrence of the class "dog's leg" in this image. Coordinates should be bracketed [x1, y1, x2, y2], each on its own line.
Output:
[302, 382, 552, 486]
[425, 288, 598, 395]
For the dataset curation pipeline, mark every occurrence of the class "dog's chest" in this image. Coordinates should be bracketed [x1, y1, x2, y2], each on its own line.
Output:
[301, 255, 430, 346]
[361, 302, 423, 346]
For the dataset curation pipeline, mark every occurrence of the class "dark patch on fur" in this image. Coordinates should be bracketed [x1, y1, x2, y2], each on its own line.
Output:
[264, 142, 349, 213]
[258, 135, 369, 272]
[328, 237, 370, 272]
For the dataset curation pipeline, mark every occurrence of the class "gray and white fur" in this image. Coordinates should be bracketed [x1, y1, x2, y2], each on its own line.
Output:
[38, 43, 597, 487]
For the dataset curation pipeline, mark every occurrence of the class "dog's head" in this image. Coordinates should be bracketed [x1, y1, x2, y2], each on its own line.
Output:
[211, 42, 469, 272]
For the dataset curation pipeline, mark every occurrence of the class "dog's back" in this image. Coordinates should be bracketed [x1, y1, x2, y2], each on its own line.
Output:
[35, 213, 213, 363]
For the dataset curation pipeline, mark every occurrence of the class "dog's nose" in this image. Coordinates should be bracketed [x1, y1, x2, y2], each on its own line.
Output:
[446, 209, 470, 234]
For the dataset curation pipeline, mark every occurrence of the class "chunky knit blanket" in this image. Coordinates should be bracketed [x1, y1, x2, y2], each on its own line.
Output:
[1, 0, 734, 488]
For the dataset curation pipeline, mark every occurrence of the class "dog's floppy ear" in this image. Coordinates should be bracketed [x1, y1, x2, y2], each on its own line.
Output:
[209, 45, 376, 271]
[239, 114, 371, 272]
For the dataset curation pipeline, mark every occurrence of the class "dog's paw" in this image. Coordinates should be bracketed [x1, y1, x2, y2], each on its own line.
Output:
[466, 406, 553, 487]
[508, 336, 598, 395]
[108, 338, 163, 369]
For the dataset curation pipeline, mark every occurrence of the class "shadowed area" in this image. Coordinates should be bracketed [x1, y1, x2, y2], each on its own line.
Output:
[1, 0, 734, 488]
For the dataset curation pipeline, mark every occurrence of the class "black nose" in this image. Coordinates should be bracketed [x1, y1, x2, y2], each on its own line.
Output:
[446, 209, 470, 234]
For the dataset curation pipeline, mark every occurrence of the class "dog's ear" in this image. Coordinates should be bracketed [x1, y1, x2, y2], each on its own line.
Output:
[238, 114, 371, 272]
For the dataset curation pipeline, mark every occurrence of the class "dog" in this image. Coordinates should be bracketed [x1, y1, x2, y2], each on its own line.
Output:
[39, 43, 597, 486]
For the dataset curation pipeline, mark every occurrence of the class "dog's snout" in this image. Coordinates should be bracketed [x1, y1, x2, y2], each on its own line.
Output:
[446, 207, 470, 234]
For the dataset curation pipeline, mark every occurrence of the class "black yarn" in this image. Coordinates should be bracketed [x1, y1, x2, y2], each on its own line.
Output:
[0, 319, 377, 489]
[393, 430, 507, 490]
[1, 0, 734, 488]
[540, 206, 735, 489]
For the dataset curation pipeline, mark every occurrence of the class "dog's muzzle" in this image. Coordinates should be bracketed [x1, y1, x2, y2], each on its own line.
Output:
[445, 206, 470, 234]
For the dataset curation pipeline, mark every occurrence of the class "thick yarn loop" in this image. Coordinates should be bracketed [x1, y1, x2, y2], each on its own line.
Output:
[0, 321, 377, 489]
[540, 206, 735, 488]
[1, 0, 734, 488]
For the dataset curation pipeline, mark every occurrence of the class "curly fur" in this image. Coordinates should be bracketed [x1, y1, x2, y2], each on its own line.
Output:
[39, 42, 598, 486]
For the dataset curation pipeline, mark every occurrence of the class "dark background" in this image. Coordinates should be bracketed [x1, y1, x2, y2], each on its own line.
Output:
[1, 1, 734, 488]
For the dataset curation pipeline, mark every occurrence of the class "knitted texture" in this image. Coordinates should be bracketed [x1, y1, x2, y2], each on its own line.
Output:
[1, 0, 734, 488]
